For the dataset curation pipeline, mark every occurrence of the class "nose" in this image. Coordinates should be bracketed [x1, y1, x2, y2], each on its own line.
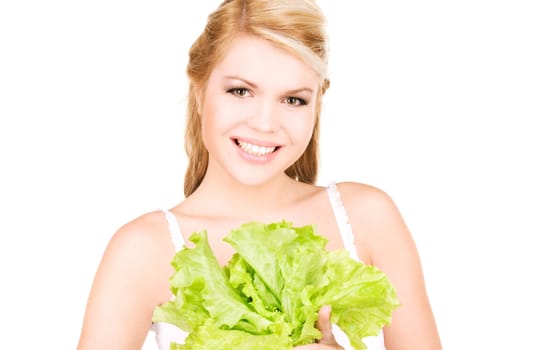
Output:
[247, 98, 279, 133]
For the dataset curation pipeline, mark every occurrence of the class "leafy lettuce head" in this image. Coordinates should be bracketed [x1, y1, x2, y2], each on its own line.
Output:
[153, 221, 399, 350]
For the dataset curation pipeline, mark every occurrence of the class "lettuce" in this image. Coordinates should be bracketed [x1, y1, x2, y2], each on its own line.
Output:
[153, 221, 399, 350]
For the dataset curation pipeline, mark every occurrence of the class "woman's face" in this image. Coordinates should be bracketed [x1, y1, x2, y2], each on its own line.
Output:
[198, 34, 319, 187]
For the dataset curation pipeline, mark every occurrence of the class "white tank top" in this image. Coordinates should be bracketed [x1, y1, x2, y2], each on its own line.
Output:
[152, 183, 386, 349]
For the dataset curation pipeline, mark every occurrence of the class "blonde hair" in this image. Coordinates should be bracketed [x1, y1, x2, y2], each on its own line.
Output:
[183, 0, 330, 196]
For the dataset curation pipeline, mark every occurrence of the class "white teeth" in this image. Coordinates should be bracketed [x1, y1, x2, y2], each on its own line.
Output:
[237, 140, 276, 156]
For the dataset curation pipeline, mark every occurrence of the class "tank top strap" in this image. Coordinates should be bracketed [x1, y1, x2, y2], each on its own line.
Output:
[325, 182, 360, 262]
[161, 209, 186, 251]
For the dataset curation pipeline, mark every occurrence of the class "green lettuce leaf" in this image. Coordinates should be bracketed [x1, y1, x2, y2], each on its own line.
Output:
[153, 221, 399, 350]
[315, 250, 400, 350]
[152, 230, 273, 334]
[171, 319, 292, 350]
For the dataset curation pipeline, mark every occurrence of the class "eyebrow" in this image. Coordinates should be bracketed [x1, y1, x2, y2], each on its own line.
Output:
[224, 75, 314, 95]
[225, 75, 258, 89]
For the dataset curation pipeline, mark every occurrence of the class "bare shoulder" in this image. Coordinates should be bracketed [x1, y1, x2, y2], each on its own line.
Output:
[78, 210, 175, 349]
[335, 181, 402, 227]
[110, 211, 173, 254]
[334, 181, 410, 264]
[335, 182, 443, 348]
[101, 210, 176, 300]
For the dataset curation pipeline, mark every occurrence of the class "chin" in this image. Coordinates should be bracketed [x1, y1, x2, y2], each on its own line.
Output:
[226, 166, 289, 188]
[234, 174, 281, 188]
[209, 149, 301, 188]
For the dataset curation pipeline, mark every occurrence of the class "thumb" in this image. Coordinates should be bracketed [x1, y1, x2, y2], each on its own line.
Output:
[316, 305, 337, 345]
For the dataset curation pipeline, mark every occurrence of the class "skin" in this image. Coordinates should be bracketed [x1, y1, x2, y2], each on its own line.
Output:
[77, 35, 442, 349]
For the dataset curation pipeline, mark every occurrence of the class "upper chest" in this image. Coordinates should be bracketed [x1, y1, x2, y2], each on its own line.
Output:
[171, 188, 348, 265]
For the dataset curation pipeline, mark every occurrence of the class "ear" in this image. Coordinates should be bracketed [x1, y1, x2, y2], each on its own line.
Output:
[321, 78, 330, 95]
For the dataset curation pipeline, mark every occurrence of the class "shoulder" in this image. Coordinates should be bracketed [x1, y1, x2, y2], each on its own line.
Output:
[334, 181, 411, 264]
[333, 182, 442, 347]
[98, 210, 176, 300]
[107, 210, 173, 258]
[334, 181, 400, 220]
[78, 211, 177, 348]
[333, 182, 442, 348]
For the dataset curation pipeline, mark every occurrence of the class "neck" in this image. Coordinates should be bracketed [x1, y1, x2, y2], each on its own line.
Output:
[186, 167, 302, 219]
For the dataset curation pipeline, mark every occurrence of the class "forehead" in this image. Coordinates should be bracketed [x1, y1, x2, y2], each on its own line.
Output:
[209, 34, 319, 90]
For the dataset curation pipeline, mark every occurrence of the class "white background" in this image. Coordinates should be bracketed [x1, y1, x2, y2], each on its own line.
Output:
[1, 1, 536, 349]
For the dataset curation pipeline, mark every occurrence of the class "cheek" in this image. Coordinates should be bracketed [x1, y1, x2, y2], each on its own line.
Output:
[285, 110, 316, 143]
[201, 94, 250, 131]
[200, 96, 219, 149]
[200, 95, 250, 153]
[200, 94, 227, 137]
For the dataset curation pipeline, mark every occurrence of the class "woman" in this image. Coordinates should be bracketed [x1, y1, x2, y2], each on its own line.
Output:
[77, 1, 442, 349]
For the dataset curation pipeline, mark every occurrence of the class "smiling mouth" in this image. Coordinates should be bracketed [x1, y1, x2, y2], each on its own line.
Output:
[233, 138, 281, 156]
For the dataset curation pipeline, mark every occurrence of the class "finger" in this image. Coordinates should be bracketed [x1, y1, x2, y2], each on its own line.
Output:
[316, 305, 337, 345]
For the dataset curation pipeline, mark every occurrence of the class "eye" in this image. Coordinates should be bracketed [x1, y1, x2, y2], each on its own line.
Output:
[227, 87, 251, 97]
[284, 96, 307, 106]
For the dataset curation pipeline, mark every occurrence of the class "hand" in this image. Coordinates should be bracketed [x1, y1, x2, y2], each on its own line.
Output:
[294, 306, 344, 349]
